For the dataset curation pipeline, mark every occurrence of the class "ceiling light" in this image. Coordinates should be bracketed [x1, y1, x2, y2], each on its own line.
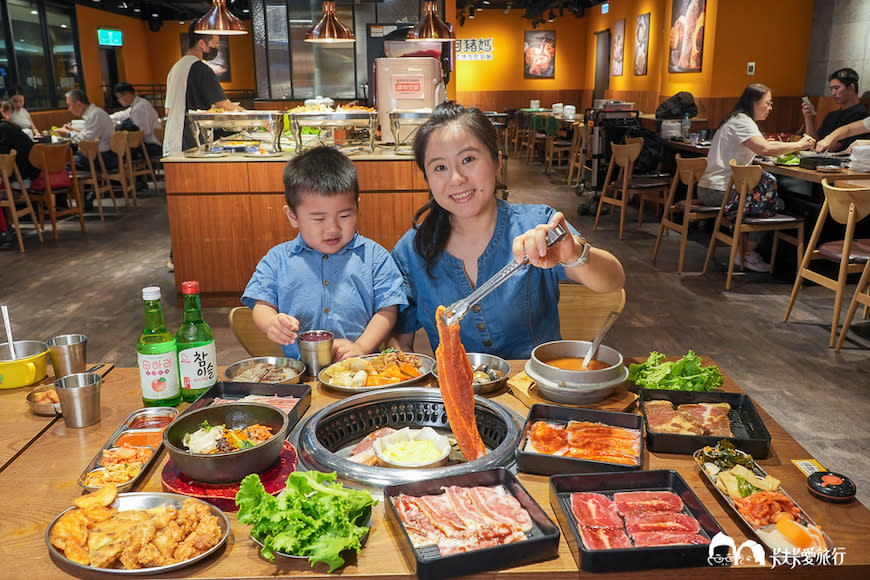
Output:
[305, 1, 355, 44]
[407, 1, 454, 42]
[194, 0, 248, 35]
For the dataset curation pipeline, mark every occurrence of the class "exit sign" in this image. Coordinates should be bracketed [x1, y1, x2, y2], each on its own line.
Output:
[98, 29, 123, 47]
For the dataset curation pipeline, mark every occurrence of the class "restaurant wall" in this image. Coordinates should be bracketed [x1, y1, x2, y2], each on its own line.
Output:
[454, 12, 588, 111]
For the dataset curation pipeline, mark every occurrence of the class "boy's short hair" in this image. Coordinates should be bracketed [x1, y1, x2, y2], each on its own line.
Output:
[283, 146, 360, 210]
[829, 67, 859, 93]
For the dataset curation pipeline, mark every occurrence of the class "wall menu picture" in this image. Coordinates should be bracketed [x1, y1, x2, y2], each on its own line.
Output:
[634, 13, 650, 76]
[669, 0, 705, 73]
[612, 19, 625, 77]
[524, 30, 556, 79]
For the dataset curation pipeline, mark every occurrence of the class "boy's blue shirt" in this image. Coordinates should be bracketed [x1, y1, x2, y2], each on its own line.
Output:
[242, 232, 407, 358]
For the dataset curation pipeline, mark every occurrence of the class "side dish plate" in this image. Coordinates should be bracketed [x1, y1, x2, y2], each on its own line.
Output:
[45, 492, 230, 575]
[182, 380, 311, 431]
[318, 353, 435, 393]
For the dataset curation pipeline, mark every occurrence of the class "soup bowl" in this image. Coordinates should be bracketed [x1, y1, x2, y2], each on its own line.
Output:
[525, 340, 627, 404]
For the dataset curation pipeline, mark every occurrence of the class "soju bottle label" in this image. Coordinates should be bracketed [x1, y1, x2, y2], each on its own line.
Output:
[138, 352, 180, 399]
[178, 341, 217, 391]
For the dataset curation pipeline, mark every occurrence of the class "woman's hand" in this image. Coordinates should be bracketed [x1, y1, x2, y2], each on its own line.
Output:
[794, 133, 815, 152]
[265, 313, 299, 346]
[512, 212, 584, 269]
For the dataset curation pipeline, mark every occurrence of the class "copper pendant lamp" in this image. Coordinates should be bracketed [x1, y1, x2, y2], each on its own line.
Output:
[194, 0, 248, 35]
[406, 1, 455, 42]
[305, 1, 356, 44]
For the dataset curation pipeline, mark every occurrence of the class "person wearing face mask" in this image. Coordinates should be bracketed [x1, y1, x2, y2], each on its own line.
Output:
[163, 21, 244, 157]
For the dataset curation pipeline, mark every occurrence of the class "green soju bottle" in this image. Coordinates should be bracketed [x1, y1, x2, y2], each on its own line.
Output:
[137, 286, 181, 407]
[176, 281, 217, 402]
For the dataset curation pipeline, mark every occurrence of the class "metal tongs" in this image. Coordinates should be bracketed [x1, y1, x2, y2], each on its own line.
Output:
[441, 224, 569, 326]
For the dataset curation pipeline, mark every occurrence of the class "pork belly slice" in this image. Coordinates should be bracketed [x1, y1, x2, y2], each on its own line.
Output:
[437, 524, 527, 556]
[348, 427, 397, 465]
[565, 421, 641, 465]
[578, 525, 633, 550]
[624, 512, 701, 535]
[570, 492, 624, 530]
[392, 494, 443, 549]
[526, 421, 569, 456]
[613, 491, 684, 516]
[678, 403, 733, 437]
[631, 531, 710, 547]
[460, 485, 533, 532]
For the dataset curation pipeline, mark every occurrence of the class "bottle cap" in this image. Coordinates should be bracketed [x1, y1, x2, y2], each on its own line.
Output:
[142, 286, 161, 300]
[181, 281, 200, 295]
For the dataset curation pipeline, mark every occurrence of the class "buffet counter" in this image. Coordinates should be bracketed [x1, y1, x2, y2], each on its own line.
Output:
[163, 149, 430, 306]
[2, 359, 869, 578]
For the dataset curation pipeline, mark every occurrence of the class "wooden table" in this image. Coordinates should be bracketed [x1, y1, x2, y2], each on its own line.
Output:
[2, 361, 869, 578]
[763, 162, 870, 184]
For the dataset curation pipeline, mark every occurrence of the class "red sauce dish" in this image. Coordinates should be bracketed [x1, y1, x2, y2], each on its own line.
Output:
[114, 429, 163, 449]
[129, 414, 175, 430]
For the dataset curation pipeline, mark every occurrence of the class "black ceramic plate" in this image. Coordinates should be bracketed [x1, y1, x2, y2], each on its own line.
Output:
[384, 468, 560, 580]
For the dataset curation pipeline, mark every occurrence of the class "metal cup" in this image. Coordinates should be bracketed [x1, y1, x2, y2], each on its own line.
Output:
[298, 330, 334, 378]
[689, 132, 700, 146]
[55, 372, 101, 428]
[47, 334, 87, 378]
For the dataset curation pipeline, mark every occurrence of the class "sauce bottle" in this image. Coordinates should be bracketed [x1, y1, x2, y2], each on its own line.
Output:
[176, 281, 217, 402]
[137, 287, 181, 407]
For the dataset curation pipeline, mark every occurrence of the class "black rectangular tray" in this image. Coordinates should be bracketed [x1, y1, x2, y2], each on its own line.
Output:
[516, 404, 644, 475]
[550, 470, 724, 573]
[640, 389, 771, 458]
[182, 381, 311, 432]
[383, 468, 560, 580]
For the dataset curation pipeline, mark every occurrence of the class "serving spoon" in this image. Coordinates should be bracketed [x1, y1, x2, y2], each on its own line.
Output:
[2, 305, 16, 360]
[582, 310, 620, 369]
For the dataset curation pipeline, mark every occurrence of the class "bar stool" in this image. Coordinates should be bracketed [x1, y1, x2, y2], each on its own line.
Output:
[783, 176, 870, 347]
[652, 155, 720, 272]
[76, 140, 118, 221]
[593, 139, 670, 239]
[28, 142, 86, 240]
[0, 151, 44, 252]
[702, 160, 804, 290]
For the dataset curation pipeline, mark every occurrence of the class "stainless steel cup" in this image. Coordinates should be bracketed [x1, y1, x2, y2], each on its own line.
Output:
[47, 334, 87, 377]
[298, 330, 334, 377]
[55, 372, 101, 428]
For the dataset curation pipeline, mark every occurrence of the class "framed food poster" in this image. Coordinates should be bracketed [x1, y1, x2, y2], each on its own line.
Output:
[612, 19, 625, 77]
[180, 33, 232, 82]
[669, 0, 706, 73]
[634, 13, 650, 76]
[524, 30, 556, 79]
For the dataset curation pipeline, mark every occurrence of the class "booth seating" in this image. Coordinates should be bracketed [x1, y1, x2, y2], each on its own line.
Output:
[784, 176, 870, 347]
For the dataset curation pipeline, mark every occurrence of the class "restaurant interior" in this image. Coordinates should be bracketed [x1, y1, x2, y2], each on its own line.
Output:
[2, 0, 870, 577]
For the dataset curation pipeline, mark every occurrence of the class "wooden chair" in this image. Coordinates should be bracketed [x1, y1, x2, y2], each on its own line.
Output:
[76, 140, 118, 221]
[557, 282, 627, 341]
[652, 155, 720, 272]
[525, 113, 547, 163]
[565, 121, 587, 186]
[126, 130, 159, 191]
[783, 176, 870, 347]
[106, 131, 137, 208]
[28, 142, 85, 240]
[543, 115, 572, 174]
[228, 306, 284, 357]
[702, 160, 805, 290]
[835, 253, 870, 350]
[0, 151, 43, 252]
[511, 110, 529, 155]
[593, 139, 670, 239]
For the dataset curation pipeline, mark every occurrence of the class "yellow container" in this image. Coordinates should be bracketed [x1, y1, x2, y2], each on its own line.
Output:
[0, 341, 50, 389]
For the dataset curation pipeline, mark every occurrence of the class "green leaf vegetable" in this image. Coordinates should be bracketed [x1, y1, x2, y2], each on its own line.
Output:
[236, 470, 376, 572]
[628, 350, 724, 391]
[775, 153, 800, 166]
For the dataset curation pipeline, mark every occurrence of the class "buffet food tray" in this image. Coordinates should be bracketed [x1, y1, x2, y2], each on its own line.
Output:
[188, 111, 284, 154]
[550, 470, 724, 572]
[384, 467, 560, 580]
[288, 111, 376, 152]
[77, 407, 179, 492]
[516, 404, 643, 475]
[693, 446, 835, 555]
[640, 389, 771, 458]
[182, 380, 311, 431]
[388, 111, 431, 152]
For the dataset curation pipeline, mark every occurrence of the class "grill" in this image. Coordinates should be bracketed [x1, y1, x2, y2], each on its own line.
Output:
[290, 387, 521, 487]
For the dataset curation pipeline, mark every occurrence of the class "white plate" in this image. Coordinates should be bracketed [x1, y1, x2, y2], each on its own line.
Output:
[45, 492, 230, 574]
[318, 353, 434, 394]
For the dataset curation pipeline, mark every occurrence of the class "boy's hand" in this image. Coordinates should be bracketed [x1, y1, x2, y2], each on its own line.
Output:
[333, 338, 366, 361]
[266, 313, 299, 346]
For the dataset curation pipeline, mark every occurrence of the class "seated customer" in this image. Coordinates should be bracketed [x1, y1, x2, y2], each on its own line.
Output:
[801, 68, 870, 152]
[110, 82, 163, 159]
[54, 89, 117, 171]
[0, 100, 40, 180]
[8, 92, 39, 139]
[242, 146, 407, 361]
[697, 83, 814, 272]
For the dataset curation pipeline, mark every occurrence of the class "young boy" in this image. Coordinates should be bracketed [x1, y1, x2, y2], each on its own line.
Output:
[242, 147, 407, 361]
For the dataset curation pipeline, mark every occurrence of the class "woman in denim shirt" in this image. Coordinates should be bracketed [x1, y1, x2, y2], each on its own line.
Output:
[391, 102, 624, 359]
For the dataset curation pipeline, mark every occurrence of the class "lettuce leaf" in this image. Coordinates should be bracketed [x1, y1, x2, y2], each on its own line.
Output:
[236, 470, 376, 572]
[628, 350, 724, 391]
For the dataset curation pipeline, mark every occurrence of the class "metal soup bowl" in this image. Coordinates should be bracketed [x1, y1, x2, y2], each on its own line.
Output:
[528, 340, 625, 386]
[431, 352, 511, 394]
[224, 356, 305, 384]
[164, 402, 289, 483]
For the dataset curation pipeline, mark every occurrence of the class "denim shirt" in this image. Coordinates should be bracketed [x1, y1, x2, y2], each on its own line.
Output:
[392, 200, 578, 360]
[242, 232, 407, 358]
